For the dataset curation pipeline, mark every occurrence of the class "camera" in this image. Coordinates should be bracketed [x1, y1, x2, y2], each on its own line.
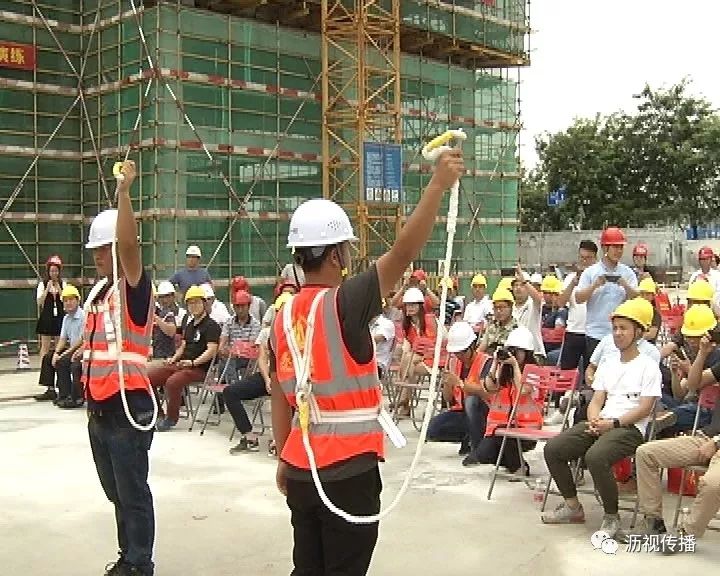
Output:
[496, 347, 511, 361]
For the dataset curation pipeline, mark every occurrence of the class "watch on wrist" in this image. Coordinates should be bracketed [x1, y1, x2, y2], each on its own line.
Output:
[613, 418, 621, 429]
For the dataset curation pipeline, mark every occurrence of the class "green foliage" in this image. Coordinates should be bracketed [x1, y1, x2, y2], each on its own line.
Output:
[521, 80, 720, 231]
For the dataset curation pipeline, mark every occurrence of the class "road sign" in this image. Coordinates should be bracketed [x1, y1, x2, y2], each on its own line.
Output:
[363, 142, 402, 203]
[547, 185, 567, 207]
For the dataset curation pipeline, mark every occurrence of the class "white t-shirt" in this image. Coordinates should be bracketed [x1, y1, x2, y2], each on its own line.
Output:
[590, 333, 661, 366]
[513, 297, 546, 357]
[592, 352, 662, 435]
[689, 268, 720, 305]
[174, 307, 187, 328]
[370, 315, 396, 370]
[562, 272, 586, 334]
[463, 296, 493, 326]
[210, 300, 231, 325]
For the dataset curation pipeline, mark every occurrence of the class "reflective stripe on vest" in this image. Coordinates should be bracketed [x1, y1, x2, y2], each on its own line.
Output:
[274, 286, 384, 469]
[82, 279, 152, 401]
[486, 386, 543, 436]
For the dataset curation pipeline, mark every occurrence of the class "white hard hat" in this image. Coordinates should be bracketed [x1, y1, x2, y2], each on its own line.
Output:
[186, 245, 201, 257]
[446, 321, 477, 353]
[287, 198, 357, 248]
[402, 287, 425, 304]
[201, 283, 214, 298]
[530, 273, 542, 285]
[85, 209, 118, 249]
[157, 281, 175, 296]
[504, 326, 535, 351]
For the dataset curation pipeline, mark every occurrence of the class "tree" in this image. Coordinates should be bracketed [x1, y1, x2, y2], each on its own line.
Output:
[521, 80, 720, 231]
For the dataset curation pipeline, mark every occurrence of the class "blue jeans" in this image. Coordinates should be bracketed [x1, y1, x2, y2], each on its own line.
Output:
[661, 393, 713, 432]
[545, 347, 561, 367]
[427, 409, 467, 443]
[88, 396, 155, 574]
[464, 395, 489, 452]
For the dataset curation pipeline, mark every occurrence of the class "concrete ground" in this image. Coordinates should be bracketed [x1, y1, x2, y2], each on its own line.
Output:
[2, 368, 719, 576]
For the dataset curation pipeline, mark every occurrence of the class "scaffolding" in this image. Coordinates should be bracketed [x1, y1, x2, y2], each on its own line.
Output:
[0, 0, 528, 342]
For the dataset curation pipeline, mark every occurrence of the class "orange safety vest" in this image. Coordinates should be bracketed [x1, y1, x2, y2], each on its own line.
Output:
[273, 286, 385, 470]
[82, 279, 152, 401]
[405, 313, 437, 347]
[485, 380, 543, 436]
[447, 356, 464, 411]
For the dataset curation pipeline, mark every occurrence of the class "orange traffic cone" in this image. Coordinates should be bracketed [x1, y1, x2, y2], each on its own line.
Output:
[16, 343, 30, 370]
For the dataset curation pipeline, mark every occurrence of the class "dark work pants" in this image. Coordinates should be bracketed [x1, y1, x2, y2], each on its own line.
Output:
[222, 372, 267, 434]
[427, 409, 467, 443]
[560, 331, 586, 372]
[543, 422, 644, 514]
[287, 467, 382, 576]
[464, 395, 489, 452]
[38, 351, 82, 399]
[88, 396, 155, 575]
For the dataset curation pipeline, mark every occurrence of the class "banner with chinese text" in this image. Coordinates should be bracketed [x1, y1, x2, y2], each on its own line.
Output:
[0, 41, 36, 71]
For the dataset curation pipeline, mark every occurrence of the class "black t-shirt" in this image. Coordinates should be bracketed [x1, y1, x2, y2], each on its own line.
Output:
[181, 314, 221, 370]
[87, 270, 152, 411]
[270, 265, 382, 481]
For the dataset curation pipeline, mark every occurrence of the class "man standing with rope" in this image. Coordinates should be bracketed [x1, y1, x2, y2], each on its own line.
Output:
[270, 149, 465, 575]
[83, 161, 156, 576]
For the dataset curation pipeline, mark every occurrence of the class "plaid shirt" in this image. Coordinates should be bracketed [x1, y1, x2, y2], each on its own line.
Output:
[221, 314, 261, 345]
[479, 317, 518, 352]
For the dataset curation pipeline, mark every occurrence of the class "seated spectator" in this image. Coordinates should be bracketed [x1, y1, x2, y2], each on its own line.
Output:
[224, 292, 289, 454]
[201, 283, 231, 325]
[638, 277, 662, 344]
[541, 275, 567, 366]
[634, 332, 720, 546]
[231, 275, 268, 322]
[463, 326, 541, 469]
[427, 321, 489, 455]
[169, 245, 211, 298]
[149, 285, 220, 431]
[477, 288, 518, 354]
[218, 290, 262, 385]
[35, 285, 84, 407]
[438, 277, 463, 325]
[370, 299, 396, 379]
[395, 287, 438, 417]
[152, 280, 184, 361]
[541, 299, 661, 538]
[656, 305, 720, 434]
[463, 273, 492, 333]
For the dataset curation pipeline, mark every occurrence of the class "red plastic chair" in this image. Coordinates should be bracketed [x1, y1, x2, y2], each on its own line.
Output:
[487, 365, 580, 501]
[541, 326, 566, 346]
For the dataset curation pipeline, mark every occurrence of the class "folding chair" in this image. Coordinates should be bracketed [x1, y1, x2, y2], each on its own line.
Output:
[672, 384, 720, 530]
[487, 365, 579, 501]
[541, 326, 566, 348]
[187, 355, 222, 431]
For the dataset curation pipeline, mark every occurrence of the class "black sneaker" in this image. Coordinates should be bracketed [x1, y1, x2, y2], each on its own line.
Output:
[57, 397, 84, 409]
[34, 389, 57, 401]
[458, 440, 471, 456]
[104, 558, 127, 575]
[229, 437, 260, 454]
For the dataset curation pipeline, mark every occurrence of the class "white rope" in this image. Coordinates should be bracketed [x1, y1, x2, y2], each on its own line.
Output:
[292, 129, 466, 524]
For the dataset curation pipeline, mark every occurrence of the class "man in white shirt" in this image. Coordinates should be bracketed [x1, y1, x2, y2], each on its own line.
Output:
[512, 266, 545, 359]
[558, 240, 597, 371]
[689, 246, 720, 306]
[541, 298, 661, 539]
[201, 283, 231, 325]
[371, 300, 396, 378]
[463, 273, 493, 333]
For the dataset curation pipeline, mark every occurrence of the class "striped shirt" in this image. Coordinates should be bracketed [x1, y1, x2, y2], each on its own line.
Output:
[221, 314, 261, 345]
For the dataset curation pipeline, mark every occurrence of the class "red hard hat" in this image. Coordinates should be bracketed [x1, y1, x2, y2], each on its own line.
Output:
[410, 269, 427, 281]
[46, 254, 63, 267]
[231, 275, 250, 293]
[698, 246, 714, 260]
[632, 243, 648, 257]
[233, 289, 251, 306]
[600, 227, 626, 246]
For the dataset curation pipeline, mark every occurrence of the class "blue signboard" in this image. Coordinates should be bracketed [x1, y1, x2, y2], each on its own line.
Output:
[363, 142, 402, 203]
[547, 185, 567, 207]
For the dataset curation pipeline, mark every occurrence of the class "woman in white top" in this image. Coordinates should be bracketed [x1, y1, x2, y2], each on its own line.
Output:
[36, 255, 67, 360]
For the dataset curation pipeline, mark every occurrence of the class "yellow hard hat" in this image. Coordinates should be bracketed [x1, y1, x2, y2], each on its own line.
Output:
[540, 275, 561, 293]
[681, 304, 717, 337]
[440, 277, 455, 290]
[471, 273, 487, 287]
[638, 277, 657, 294]
[611, 297, 653, 330]
[61, 284, 80, 300]
[274, 291, 293, 310]
[184, 285, 206, 302]
[687, 279, 714, 302]
[497, 277, 513, 292]
[492, 288, 515, 303]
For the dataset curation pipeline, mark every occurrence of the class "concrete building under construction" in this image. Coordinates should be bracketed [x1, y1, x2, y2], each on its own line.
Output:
[0, 0, 529, 341]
